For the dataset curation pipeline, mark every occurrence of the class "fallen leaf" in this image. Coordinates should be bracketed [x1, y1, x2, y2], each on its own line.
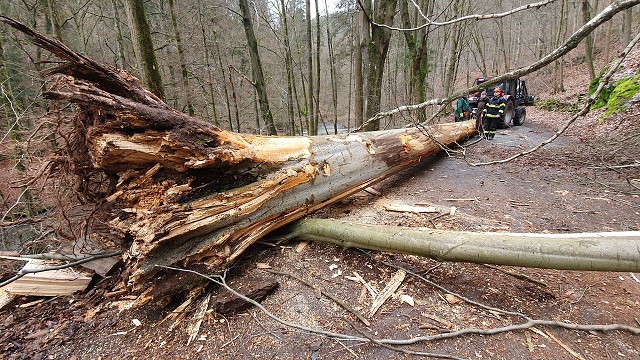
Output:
[444, 294, 462, 305]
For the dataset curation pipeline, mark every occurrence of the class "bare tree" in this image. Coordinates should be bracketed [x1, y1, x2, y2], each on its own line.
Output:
[168, 0, 195, 116]
[124, 0, 166, 100]
[363, 0, 398, 131]
[238, 0, 277, 135]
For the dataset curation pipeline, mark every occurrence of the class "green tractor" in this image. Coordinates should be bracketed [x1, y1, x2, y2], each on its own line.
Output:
[468, 77, 535, 127]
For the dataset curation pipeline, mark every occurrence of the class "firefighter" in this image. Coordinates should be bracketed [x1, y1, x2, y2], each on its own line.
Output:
[453, 95, 471, 122]
[482, 87, 506, 140]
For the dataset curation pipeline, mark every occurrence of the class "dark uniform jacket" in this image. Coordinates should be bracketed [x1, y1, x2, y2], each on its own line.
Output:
[483, 96, 505, 121]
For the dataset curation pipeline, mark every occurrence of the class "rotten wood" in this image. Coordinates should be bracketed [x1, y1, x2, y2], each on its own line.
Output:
[213, 277, 279, 316]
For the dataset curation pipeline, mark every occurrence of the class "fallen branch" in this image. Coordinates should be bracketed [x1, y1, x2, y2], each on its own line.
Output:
[286, 219, 640, 272]
[482, 264, 547, 287]
[159, 265, 640, 351]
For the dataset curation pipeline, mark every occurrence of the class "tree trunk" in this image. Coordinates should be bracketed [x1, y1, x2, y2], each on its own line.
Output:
[197, 1, 219, 126]
[325, 0, 338, 134]
[0, 16, 478, 286]
[363, 0, 398, 131]
[621, 8, 632, 47]
[213, 31, 233, 131]
[305, 0, 315, 135]
[354, 8, 364, 128]
[124, 0, 166, 100]
[286, 219, 640, 272]
[238, 0, 277, 135]
[279, 0, 296, 135]
[168, 0, 195, 116]
[110, 0, 128, 69]
[582, 0, 596, 80]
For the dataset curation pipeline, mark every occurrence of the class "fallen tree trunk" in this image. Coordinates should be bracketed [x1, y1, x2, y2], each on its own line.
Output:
[1, 17, 476, 287]
[287, 219, 640, 272]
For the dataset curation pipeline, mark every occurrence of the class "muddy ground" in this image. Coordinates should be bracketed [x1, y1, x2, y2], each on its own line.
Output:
[1, 106, 639, 359]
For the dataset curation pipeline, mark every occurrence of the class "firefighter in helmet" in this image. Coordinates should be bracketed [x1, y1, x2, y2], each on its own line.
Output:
[482, 87, 506, 140]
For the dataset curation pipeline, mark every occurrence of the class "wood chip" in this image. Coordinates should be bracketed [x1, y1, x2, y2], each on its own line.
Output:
[444, 293, 462, 305]
[295, 241, 309, 253]
[0, 287, 16, 310]
[187, 294, 210, 346]
[369, 269, 405, 318]
[256, 263, 271, 269]
[364, 187, 382, 196]
[352, 271, 377, 299]
[18, 299, 44, 308]
[384, 204, 440, 213]
[400, 294, 414, 306]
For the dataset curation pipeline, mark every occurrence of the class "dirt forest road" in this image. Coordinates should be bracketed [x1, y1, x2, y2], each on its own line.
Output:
[2, 111, 639, 360]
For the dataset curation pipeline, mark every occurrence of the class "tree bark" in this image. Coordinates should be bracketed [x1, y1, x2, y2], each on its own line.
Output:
[238, 0, 277, 135]
[124, 0, 166, 101]
[363, 0, 398, 131]
[287, 219, 640, 272]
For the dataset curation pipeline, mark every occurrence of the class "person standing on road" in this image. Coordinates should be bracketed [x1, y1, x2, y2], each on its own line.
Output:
[475, 90, 488, 132]
[453, 95, 471, 122]
[482, 87, 506, 140]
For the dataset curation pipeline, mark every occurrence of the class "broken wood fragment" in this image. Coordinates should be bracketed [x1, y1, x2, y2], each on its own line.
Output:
[369, 269, 405, 318]
[213, 277, 278, 316]
[4, 260, 93, 296]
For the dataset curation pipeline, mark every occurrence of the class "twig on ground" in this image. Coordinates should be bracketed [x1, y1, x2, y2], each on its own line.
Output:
[482, 264, 547, 287]
[263, 268, 371, 327]
[158, 265, 640, 351]
[344, 317, 464, 360]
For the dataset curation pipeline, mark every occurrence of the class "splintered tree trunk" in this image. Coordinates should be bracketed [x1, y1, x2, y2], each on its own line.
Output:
[0, 17, 476, 288]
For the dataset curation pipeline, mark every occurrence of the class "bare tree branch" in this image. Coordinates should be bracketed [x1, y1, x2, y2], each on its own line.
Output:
[159, 265, 640, 351]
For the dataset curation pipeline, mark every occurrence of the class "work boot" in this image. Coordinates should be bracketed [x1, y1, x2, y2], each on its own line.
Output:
[487, 133, 495, 140]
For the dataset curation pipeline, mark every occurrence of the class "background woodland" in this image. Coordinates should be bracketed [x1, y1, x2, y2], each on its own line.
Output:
[0, 0, 638, 253]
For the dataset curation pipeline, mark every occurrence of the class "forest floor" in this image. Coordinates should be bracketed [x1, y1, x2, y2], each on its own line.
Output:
[2, 52, 640, 359]
[2, 106, 639, 360]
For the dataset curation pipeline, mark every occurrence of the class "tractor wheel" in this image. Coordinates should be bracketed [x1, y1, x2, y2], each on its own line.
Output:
[498, 98, 515, 129]
[513, 107, 526, 126]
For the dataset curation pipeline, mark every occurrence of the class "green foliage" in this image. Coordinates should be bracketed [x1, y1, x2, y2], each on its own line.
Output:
[589, 67, 640, 116]
[537, 99, 573, 112]
[588, 67, 611, 109]
[602, 74, 640, 117]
